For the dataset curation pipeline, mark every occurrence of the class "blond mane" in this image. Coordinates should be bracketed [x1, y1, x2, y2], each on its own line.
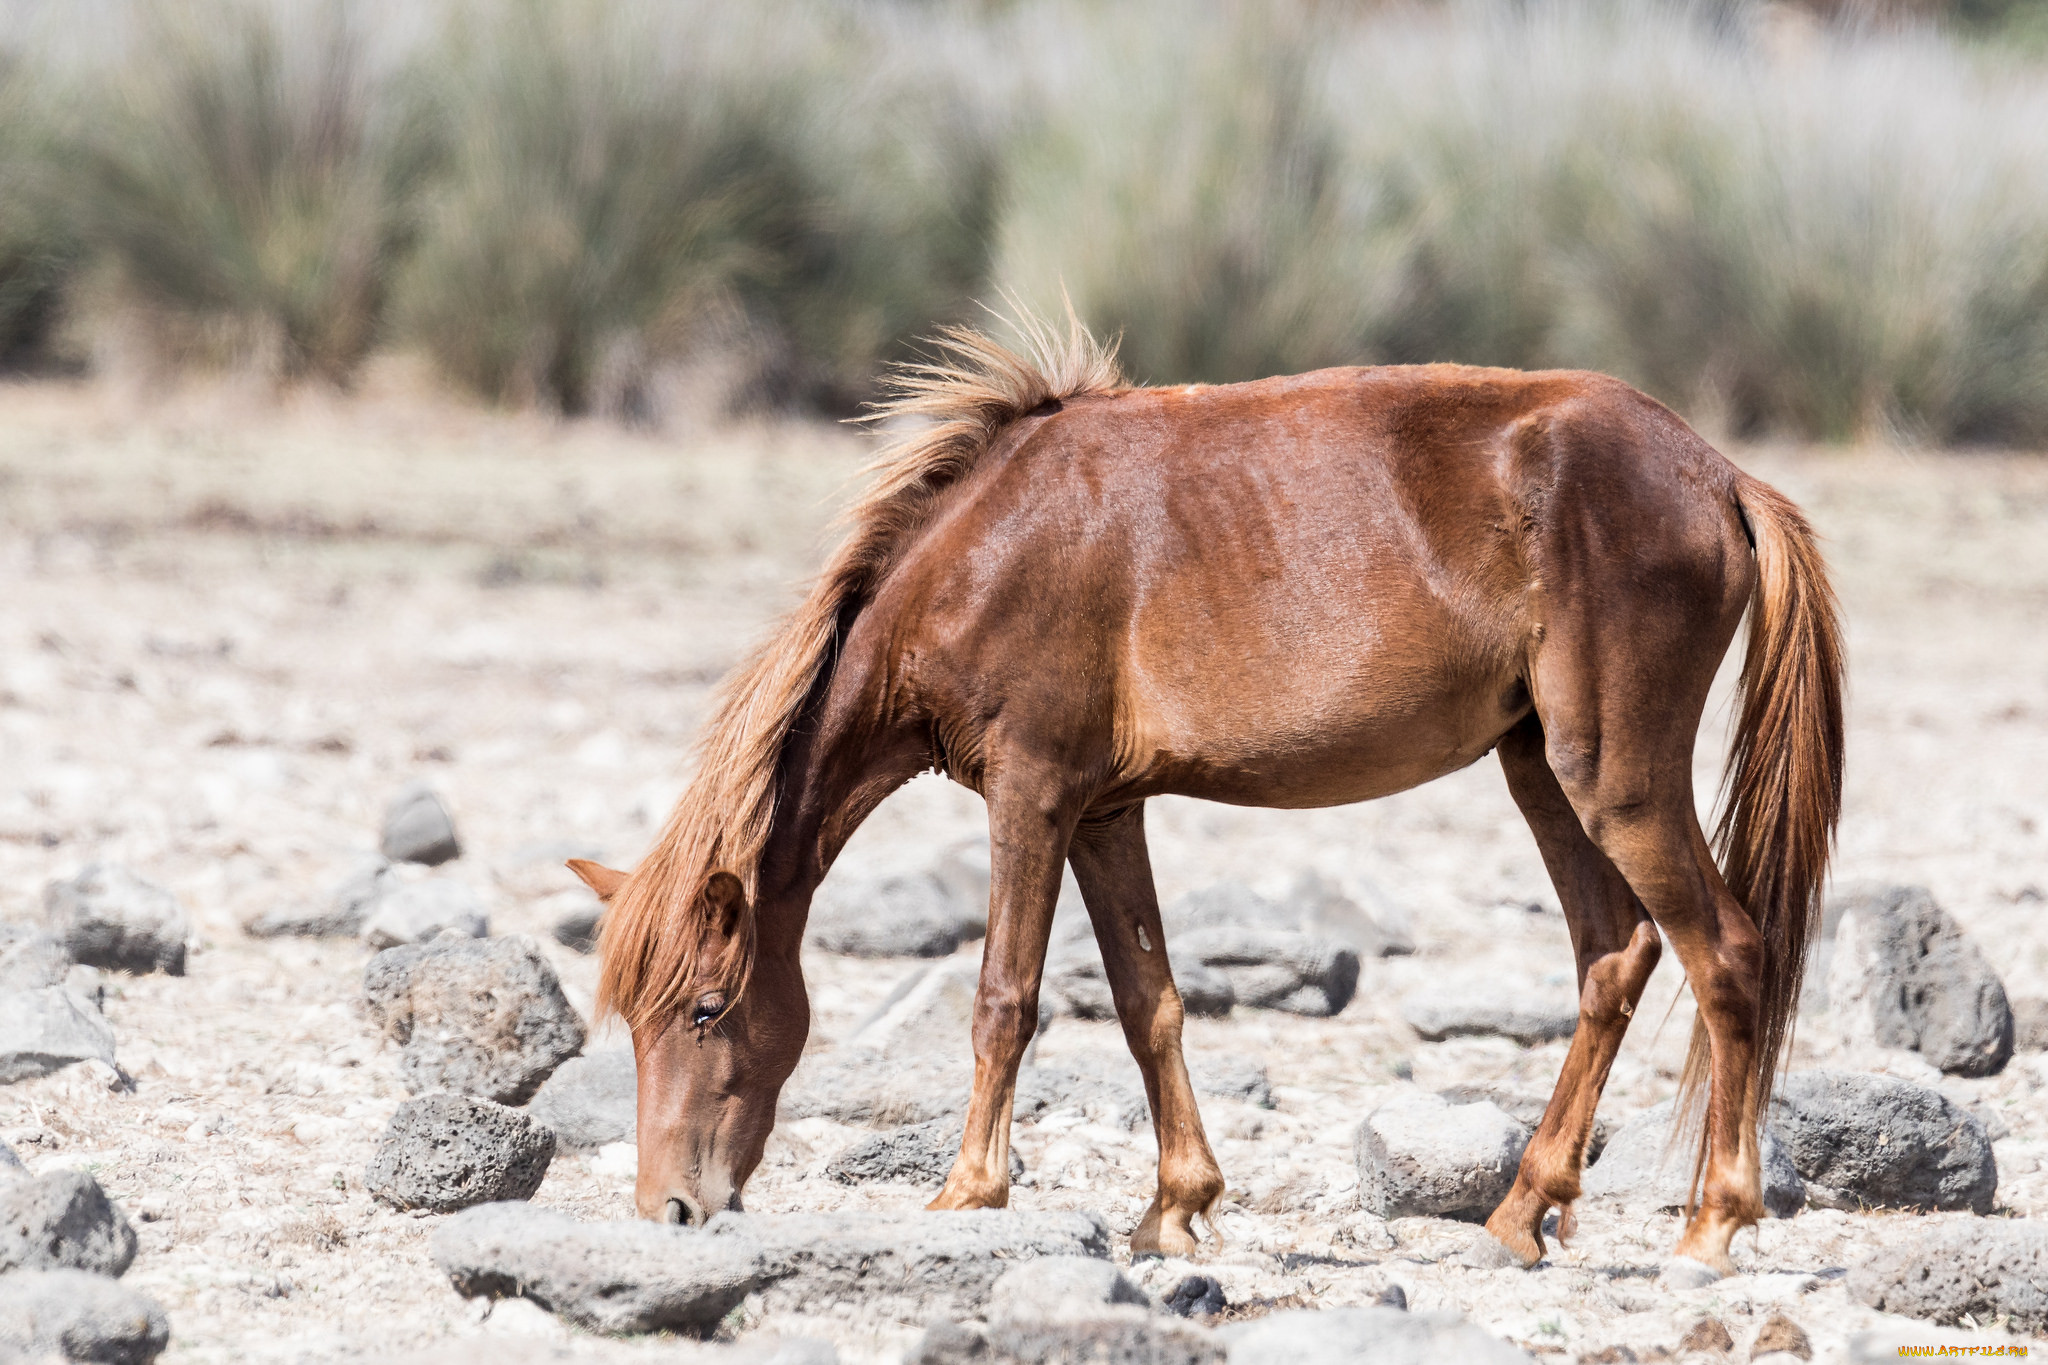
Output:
[597, 306, 1123, 1033]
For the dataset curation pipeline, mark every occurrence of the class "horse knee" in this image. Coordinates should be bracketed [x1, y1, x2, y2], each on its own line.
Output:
[971, 989, 1040, 1059]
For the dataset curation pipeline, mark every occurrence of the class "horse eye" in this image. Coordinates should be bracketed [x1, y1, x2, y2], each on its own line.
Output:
[690, 994, 727, 1027]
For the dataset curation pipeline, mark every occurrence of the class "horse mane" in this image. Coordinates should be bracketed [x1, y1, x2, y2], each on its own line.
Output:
[597, 305, 1124, 1033]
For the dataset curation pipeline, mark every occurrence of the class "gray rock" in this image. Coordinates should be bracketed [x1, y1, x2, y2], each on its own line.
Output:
[824, 1118, 1022, 1187]
[359, 877, 490, 949]
[526, 1049, 635, 1148]
[1355, 1092, 1529, 1222]
[1769, 1072, 1990, 1211]
[1436, 1085, 1609, 1164]
[1176, 927, 1359, 1016]
[1849, 1217, 2048, 1332]
[1402, 991, 1578, 1046]
[1194, 1056, 1273, 1109]
[1, 1139, 22, 1176]
[246, 856, 398, 939]
[365, 1094, 556, 1213]
[433, 1204, 1112, 1333]
[987, 1255, 1150, 1322]
[0, 924, 70, 989]
[363, 936, 586, 1104]
[1044, 941, 1236, 1020]
[0, 1268, 169, 1364]
[808, 871, 980, 958]
[1771, 1070, 1997, 1212]
[1169, 876, 1413, 959]
[549, 897, 603, 955]
[1164, 1274, 1227, 1318]
[1821, 885, 2013, 1076]
[911, 1316, 1222, 1365]
[42, 864, 187, 976]
[1580, 1099, 1804, 1218]
[383, 783, 462, 865]
[1221, 1305, 1533, 1364]
[0, 1170, 139, 1276]
[0, 984, 118, 1085]
[1015, 1062, 1150, 1131]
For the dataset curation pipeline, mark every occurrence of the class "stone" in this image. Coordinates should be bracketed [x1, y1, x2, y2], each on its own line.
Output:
[245, 855, 398, 939]
[823, 1118, 1022, 1187]
[1750, 1313, 1811, 1360]
[1220, 1305, 1533, 1364]
[1437, 1084, 1609, 1163]
[1402, 990, 1578, 1046]
[1770, 1070, 1996, 1212]
[1677, 1317, 1735, 1353]
[1848, 1217, 2048, 1333]
[0, 1170, 139, 1276]
[433, 1204, 1112, 1333]
[1, 1139, 22, 1176]
[1374, 1284, 1407, 1310]
[1580, 1100, 1804, 1218]
[365, 1094, 556, 1213]
[0, 924, 69, 989]
[0, 984, 119, 1085]
[526, 1049, 635, 1148]
[911, 1317, 1222, 1365]
[1168, 875, 1413, 958]
[1043, 940, 1236, 1020]
[1193, 1056, 1273, 1108]
[1015, 1061, 1150, 1131]
[546, 890, 603, 955]
[0, 1268, 170, 1364]
[363, 936, 586, 1104]
[1163, 1274, 1226, 1318]
[383, 783, 462, 865]
[1355, 1092, 1530, 1222]
[42, 864, 187, 976]
[987, 1255, 1150, 1323]
[1820, 885, 2013, 1076]
[359, 877, 490, 949]
[1175, 927, 1358, 1016]
[808, 870, 985, 958]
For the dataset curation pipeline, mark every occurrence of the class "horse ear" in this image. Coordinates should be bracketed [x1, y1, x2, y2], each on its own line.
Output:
[702, 871, 747, 935]
[566, 859, 629, 903]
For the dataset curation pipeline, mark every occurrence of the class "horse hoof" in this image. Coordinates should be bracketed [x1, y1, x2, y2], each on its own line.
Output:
[1658, 1256, 1725, 1290]
[1131, 1220, 1201, 1258]
[1457, 1232, 1533, 1270]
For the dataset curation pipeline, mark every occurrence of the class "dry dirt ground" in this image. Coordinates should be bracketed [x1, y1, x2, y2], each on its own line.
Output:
[1, 377, 2045, 1363]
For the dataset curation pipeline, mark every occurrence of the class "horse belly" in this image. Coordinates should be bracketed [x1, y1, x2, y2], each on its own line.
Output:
[1118, 583, 1526, 809]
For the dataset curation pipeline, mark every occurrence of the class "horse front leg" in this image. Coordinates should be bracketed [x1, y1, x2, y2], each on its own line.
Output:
[1068, 803, 1225, 1257]
[930, 759, 1075, 1211]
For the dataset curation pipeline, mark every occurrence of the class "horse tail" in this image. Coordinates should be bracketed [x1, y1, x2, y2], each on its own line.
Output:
[597, 305, 1122, 1035]
[1679, 473, 1845, 1201]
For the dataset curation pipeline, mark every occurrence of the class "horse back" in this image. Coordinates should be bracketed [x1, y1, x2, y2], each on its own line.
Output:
[864, 364, 1749, 808]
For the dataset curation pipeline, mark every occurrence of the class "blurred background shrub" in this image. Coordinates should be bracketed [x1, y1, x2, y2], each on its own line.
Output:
[0, 0, 2044, 443]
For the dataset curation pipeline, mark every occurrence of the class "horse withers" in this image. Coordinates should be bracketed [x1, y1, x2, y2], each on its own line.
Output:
[569, 310, 1843, 1281]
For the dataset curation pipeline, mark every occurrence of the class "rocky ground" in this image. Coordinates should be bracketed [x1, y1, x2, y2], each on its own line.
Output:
[1, 376, 2046, 1363]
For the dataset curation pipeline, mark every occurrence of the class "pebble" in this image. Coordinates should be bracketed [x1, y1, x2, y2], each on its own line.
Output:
[1848, 1216, 2048, 1333]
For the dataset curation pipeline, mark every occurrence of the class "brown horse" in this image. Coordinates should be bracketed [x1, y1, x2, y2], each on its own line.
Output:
[570, 308, 1843, 1280]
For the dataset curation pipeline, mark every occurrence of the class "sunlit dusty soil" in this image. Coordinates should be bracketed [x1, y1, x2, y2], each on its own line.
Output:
[1, 378, 2044, 1362]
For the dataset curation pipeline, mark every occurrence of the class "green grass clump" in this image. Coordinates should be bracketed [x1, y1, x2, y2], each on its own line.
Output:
[60, 1, 419, 381]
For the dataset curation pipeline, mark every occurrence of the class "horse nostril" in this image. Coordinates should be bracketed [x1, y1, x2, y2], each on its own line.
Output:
[663, 1197, 688, 1226]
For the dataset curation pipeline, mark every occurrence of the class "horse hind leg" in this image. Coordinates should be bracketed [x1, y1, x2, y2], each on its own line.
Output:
[1066, 803, 1226, 1256]
[930, 756, 1075, 1213]
[1483, 717, 1663, 1266]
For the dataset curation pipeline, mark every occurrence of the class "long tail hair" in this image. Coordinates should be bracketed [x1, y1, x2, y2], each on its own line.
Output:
[596, 307, 1122, 1034]
[1680, 473, 1846, 1202]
